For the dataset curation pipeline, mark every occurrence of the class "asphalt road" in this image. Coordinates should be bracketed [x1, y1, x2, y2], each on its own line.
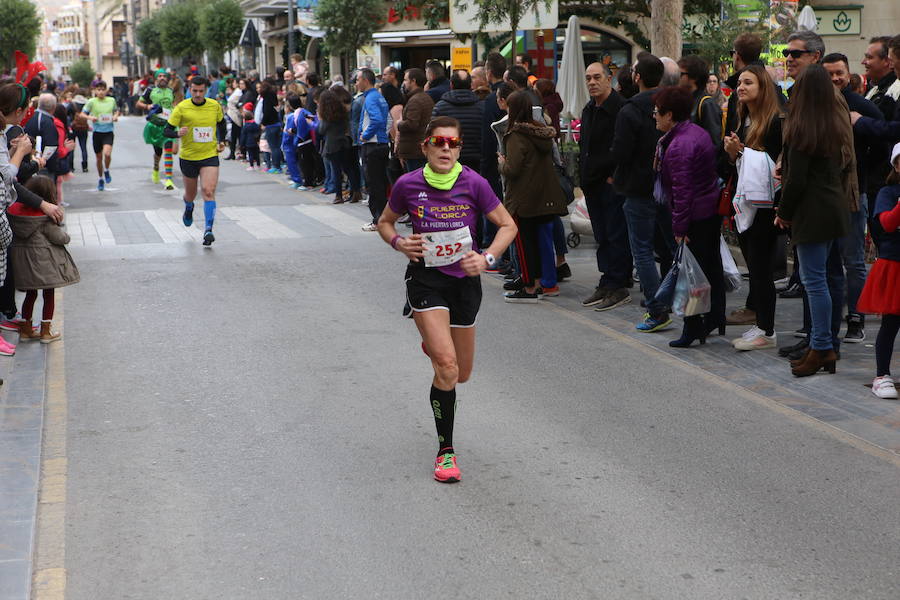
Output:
[56, 117, 900, 599]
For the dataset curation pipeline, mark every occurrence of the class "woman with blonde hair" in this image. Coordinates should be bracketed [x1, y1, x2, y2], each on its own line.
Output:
[723, 64, 784, 351]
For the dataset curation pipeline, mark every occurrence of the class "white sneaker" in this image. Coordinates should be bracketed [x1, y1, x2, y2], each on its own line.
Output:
[732, 326, 763, 347]
[872, 376, 898, 399]
[733, 331, 777, 351]
[361, 222, 378, 232]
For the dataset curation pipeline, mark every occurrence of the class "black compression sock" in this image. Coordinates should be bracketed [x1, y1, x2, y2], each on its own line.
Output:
[430, 385, 456, 454]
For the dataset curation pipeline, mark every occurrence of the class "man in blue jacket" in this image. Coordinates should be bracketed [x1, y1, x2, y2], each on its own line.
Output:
[356, 68, 389, 231]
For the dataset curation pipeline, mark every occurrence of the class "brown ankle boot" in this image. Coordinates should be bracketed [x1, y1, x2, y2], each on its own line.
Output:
[17, 320, 40, 341]
[39, 321, 61, 344]
[790, 347, 812, 368]
[791, 348, 837, 377]
[349, 190, 362, 203]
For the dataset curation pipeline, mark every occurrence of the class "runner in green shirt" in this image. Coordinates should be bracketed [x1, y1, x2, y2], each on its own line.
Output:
[82, 81, 120, 191]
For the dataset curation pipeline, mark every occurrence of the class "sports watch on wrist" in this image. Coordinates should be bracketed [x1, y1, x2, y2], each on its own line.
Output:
[482, 252, 496, 267]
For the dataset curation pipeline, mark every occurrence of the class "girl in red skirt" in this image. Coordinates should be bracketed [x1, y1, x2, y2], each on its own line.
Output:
[858, 143, 900, 399]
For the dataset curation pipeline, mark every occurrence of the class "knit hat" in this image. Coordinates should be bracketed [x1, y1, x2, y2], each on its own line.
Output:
[242, 102, 254, 112]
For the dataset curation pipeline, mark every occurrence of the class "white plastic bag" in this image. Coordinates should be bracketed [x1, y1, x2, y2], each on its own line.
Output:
[672, 244, 712, 317]
[720, 235, 742, 293]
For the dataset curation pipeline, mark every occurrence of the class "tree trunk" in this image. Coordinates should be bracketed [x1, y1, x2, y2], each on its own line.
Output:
[650, 0, 684, 58]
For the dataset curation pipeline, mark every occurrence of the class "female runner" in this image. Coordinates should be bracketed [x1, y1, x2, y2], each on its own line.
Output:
[377, 116, 517, 483]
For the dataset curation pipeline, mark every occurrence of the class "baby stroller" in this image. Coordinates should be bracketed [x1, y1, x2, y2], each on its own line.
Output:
[567, 195, 593, 248]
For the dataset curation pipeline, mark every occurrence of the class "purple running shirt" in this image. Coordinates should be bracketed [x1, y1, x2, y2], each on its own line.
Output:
[389, 166, 501, 278]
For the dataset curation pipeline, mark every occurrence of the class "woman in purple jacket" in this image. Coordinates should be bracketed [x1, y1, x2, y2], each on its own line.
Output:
[653, 86, 726, 347]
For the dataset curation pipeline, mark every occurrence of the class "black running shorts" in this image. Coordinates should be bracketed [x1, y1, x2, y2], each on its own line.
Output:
[92, 131, 114, 153]
[179, 156, 220, 179]
[405, 262, 482, 328]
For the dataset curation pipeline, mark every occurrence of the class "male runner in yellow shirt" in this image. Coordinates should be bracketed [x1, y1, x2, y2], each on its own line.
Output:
[164, 76, 225, 246]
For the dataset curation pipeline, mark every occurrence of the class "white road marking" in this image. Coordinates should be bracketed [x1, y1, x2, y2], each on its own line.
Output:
[219, 206, 301, 239]
[294, 205, 366, 236]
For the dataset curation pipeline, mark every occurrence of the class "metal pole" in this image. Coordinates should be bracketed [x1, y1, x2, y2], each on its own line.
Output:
[287, 2, 296, 64]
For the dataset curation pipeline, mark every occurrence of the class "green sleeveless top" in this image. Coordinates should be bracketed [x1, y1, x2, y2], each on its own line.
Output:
[150, 86, 174, 109]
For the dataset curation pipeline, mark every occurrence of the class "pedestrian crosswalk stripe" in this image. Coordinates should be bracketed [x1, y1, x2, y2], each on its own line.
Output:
[218, 206, 302, 240]
[294, 205, 366, 236]
[65, 212, 116, 247]
[64, 204, 369, 247]
[144, 209, 202, 243]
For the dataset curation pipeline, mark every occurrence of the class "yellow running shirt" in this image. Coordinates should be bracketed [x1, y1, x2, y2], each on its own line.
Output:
[167, 98, 224, 161]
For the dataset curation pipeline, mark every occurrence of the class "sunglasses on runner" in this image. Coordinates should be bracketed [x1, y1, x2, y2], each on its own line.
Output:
[426, 136, 462, 149]
[782, 49, 815, 59]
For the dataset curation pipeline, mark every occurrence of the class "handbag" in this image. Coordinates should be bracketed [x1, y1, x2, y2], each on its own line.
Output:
[718, 173, 735, 216]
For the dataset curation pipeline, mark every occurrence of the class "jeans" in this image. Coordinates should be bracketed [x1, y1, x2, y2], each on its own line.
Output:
[327, 147, 362, 196]
[363, 143, 389, 223]
[585, 183, 632, 289]
[796, 240, 845, 351]
[263, 125, 283, 170]
[75, 130, 88, 169]
[838, 198, 868, 324]
[623, 196, 675, 316]
[323, 155, 336, 192]
[538, 221, 558, 288]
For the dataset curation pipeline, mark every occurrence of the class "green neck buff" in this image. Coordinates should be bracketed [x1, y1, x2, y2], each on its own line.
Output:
[423, 162, 462, 190]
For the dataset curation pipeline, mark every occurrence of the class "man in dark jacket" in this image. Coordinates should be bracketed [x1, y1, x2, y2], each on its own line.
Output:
[724, 33, 786, 137]
[480, 52, 507, 199]
[396, 68, 434, 172]
[824, 52, 884, 343]
[432, 70, 483, 171]
[379, 66, 404, 109]
[425, 61, 451, 103]
[578, 62, 632, 310]
[861, 36, 899, 207]
[612, 53, 674, 332]
[678, 54, 722, 145]
[24, 93, 60, 178]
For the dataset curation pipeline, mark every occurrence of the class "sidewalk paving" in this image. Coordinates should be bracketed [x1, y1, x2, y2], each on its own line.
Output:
[0, 335, 47, 600]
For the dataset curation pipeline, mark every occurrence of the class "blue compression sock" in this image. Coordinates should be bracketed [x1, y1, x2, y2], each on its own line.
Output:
[204, 200, 216, 230]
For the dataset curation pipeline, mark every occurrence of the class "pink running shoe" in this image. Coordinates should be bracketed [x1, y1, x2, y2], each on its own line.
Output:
[433, 450, 460, 483]
[0, 337, 16, 356]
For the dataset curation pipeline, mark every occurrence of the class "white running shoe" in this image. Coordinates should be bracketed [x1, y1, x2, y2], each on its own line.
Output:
[871, 376, 898, 399]
[733, 331, 777, 351]
[732, 326, 763, 347]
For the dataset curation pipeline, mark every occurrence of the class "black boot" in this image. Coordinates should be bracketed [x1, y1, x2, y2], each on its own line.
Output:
[669, 318, 707, 348]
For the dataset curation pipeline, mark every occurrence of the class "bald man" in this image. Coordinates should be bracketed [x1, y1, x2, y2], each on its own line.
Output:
[578, 62, 633, 310]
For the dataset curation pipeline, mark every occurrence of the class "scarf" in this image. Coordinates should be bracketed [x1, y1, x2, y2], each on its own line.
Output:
[423, 162, 462, 190]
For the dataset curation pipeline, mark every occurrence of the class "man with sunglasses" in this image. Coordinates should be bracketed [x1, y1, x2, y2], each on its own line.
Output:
[377, 116, 517, 484]
[784, 31, 825, 81]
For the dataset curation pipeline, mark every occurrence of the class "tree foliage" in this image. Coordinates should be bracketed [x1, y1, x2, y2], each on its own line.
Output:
[454, 0, 555, 50]
[159, 1, 205, 60]
[0, 0, 42, 70]
[199, 0, 244, 57]
[684, 0, 771, 73]
[68, 58, 94, 88]
[136, 11, 165, 62]
[560, 0, 725, 50]
[315, 0, 384, 58]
